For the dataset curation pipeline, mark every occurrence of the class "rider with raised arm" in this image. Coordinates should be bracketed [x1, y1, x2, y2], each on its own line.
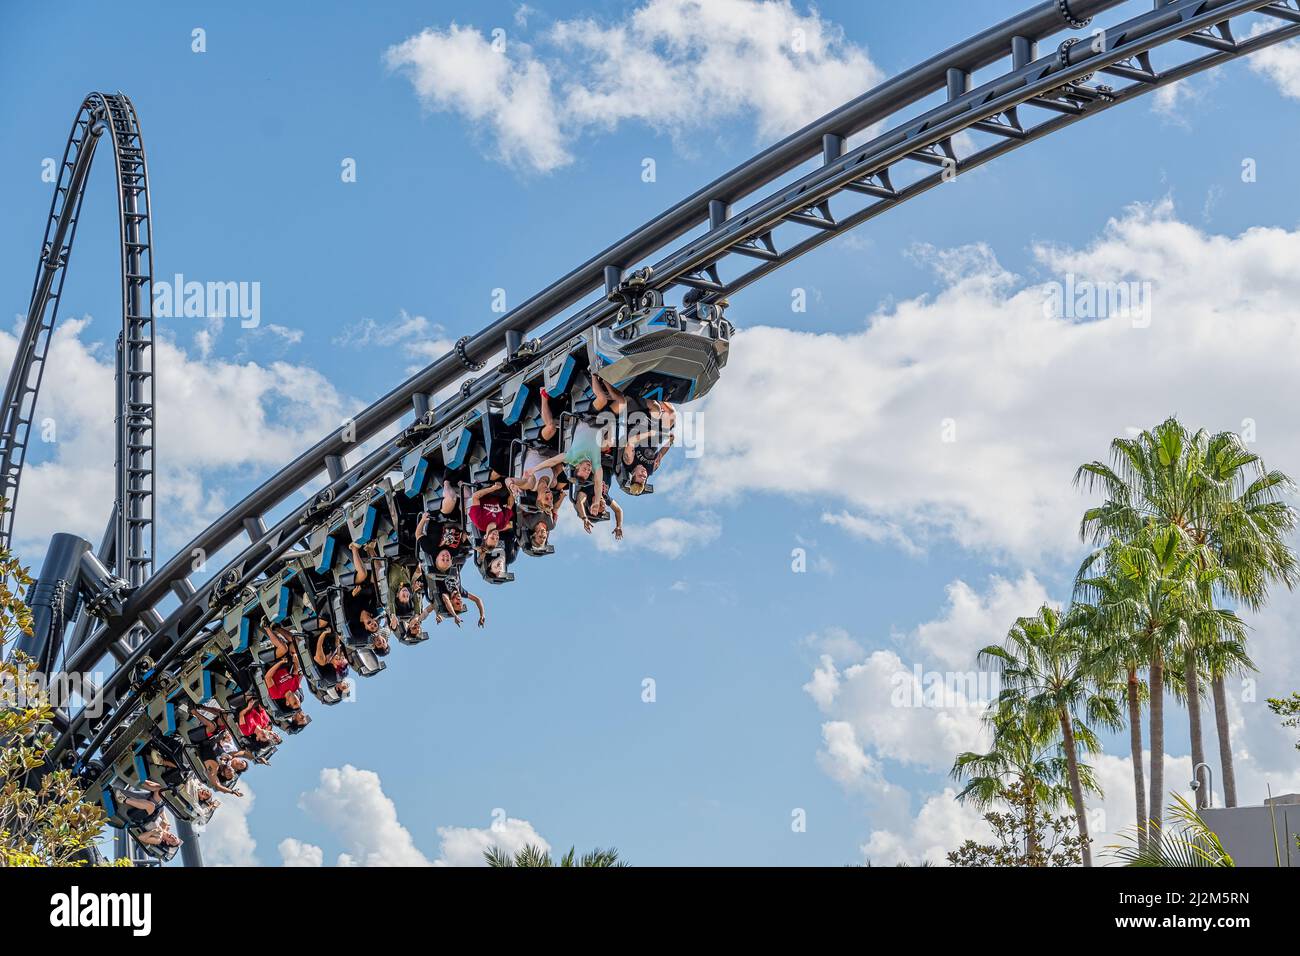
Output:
[309, 619, 351, 694]
[264, 649, 310, 727]
[341, 541, 388, 654]
[435, 568, 486, 628]
[415, 501, 470, 576]
[573, 481, 624, 538]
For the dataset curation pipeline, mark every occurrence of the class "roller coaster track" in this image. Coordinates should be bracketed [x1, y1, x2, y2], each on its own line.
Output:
[10, 0, 1300, 820]
[1, 93, 156, 597]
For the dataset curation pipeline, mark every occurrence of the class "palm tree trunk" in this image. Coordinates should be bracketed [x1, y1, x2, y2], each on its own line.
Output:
[1185, 647, 1207, 808]
[1127, 666, 1147, 852]
[1149, 653, 1165, 836]
[1212, 673, 1238, 808]
[1059, 710, 1092, 867]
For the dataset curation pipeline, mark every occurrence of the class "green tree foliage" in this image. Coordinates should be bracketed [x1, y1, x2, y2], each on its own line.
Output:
[979, 603, 1120, 866]
[1107, 794, 1233, 867]
[484, 844, 628, 867]
[1267, 692, 1300, 751]
[0, 511, 115, 867]
[947, 781, 1087, 867]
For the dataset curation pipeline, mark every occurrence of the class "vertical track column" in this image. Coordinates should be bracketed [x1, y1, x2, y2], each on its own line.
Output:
[100, 93, 160, 866]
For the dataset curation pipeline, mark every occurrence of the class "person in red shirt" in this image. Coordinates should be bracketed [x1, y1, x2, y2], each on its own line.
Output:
[237, 699, 275, 738]
[264, 654, 309, 727]
[468, 480, 513, 549]
[235, 697, 281, 759]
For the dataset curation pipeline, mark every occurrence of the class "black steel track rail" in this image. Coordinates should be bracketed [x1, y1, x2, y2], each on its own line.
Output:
[40, 0, 1300, 762]
[1, 94, 157, 585]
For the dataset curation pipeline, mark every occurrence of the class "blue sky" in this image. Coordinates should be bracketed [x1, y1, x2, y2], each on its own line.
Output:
[4, 0, 1300, 865]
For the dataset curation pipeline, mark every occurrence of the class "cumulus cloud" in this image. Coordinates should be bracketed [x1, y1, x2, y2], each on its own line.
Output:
[386, 0, 882, 173]
[285, 766, 556, 867]
[621, 515, 722, 557]
[197, 783, 259, 866]
[278, 838, 324, 867]
[1248, 25, 1300, 100]
[860, 787, 991, 866]
[815, 720, 903, 800]
[807, 648, 990, 775]
[298, 765, 432, 866]
[803, 574, 1053, 862]
[801, 625, 865, 665]
[803, 574, 1051, 783]
[565, 512, 722, 559]
[688, 200, 1300, 564]
[433, 815, 552, 867]
[0, 316, 355, 565]
[911, 574, 1050, 671]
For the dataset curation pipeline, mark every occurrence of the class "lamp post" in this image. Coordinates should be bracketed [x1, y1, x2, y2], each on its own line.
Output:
[1191, 762, 1214, 810]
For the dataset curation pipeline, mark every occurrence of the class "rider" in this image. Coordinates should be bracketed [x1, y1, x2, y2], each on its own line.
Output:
[310, 620, 351, 692]
[415, 501, 470, 576]
[341, 541, 385, 649]
[435, 567, 486, 627]
[572, 480, 624, 538]
[264, 650, 310, 727]
[591, 374, 675, 495]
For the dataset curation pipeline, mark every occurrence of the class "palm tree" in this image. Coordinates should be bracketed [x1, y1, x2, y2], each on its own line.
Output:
[484, 844, 628, 867]
[1199, 434, 1295, 806]
[951, 707, 1079, 861]
[1075, 527, 1241, 835]
[1075, 418, 1297, 808]
[978, 604, 1120, 867]
[1072, 594, 1149, 852]
[1201, 634, 1255, 803]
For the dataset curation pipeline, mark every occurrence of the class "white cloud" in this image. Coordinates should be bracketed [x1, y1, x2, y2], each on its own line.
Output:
[802, 625, 865, 665]
[196, 783, 258, 866]
[278, 838, 324, 867]
[807, 648, 989, 774]
[803, 576, 1048, 860]
[0, 316, 355, 564]
[567, 512, 721, 559]
[298, 765, 432, 867]
[911, 574, 1050, 671]
[332, 309, 456, 376]
[333, 309, 444, 350]
[1152, 79, 1200, 123]
[288, 766, 557, 867]
[815, 720, 902, 800]
[805, 576, 1052, 783]
[860, 787, 991, 866]
[622, 515, 721, 558]
[513, 3, 537, 29]
[687, 200, 1300, 564]
[821, 510, 921, 557]
[433, 815, 552, 867]
[386, 0, 882, 173]
[1248, 26, 1300, 99]
[385, 25, 569, 172]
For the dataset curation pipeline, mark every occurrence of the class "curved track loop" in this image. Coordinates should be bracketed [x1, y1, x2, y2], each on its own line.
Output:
[24, 0, 1300, 765]
[0, 93, 156, 596]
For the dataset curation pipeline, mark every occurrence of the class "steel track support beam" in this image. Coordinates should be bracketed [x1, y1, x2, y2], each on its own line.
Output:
[9, 533, 88, 672]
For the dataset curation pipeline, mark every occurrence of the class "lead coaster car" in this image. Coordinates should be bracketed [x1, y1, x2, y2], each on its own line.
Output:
[586, 282, 732, 405]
